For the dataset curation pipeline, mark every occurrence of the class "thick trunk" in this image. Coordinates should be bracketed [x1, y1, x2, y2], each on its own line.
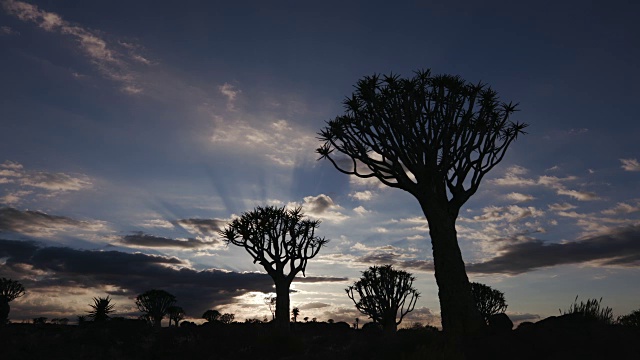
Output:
[275, 279, 291, 333]
[153, 315, 163, 328]
[0, 298, 9, 325]
[382, 311, 398, 333]
[421, 199, 485, 336]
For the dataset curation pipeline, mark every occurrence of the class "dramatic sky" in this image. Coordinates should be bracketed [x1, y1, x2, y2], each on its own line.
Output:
[1, 0, 639, 326]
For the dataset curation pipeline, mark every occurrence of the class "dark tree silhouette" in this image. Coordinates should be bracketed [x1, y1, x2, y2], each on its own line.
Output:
[167, 306, 185, 327]
[318, 70, 527, 335]
[219, 313, 235, 324]
[202, 309, 221, 323]
[0, 277, 25, 324]
[470, 282, 507, 324]
[292, 307, 300, 322]
[220, 206, 329, 332]
[617, 309, 640, 328]
[135, 289, 176, 328]
[87, 296, 115, 322]
[346, 265, 419, 333]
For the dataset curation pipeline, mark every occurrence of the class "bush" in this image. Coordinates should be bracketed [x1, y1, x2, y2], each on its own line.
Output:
[561, 296, 613, 325]
[617, 309, 640, 327]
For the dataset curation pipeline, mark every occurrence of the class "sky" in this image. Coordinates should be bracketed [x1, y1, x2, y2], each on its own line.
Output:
[1, 0, 639, 327]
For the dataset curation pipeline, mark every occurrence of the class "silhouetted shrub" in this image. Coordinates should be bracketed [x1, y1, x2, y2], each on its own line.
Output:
[88, 296, 115, 322]
[470, 282, 507, 324]
[561, 296, 613, 325]
[617, 309, 640, 327]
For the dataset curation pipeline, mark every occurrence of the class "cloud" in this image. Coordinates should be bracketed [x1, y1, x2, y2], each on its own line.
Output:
[505, 192, 535, 203]
[176, 218, 226, 237]
[492, 166, 598, 201]
[139, 219, 175, 229]
[1, 0, 151, 94]
[556, 188, 599, 201]
[620, 158, 640, 171]
[0, 207, 108, 238]
[219, 83, 241, 110]
[353, 206, 371, 216]
[548, 203, 577, 211]
[288, 194, 348, 222]
[210, 118, 316, 167]
[468, 205, 544, 223]
[120, 231, 221, 249]
[466, 225, 640, 274]
[299, 302, 331, 310]
[0, 25, 18, 35]
[0, 161, 92, 204]
[349, 190, 374, 201]
[601, 202, 640, 215]
[0, 239, 346, 320]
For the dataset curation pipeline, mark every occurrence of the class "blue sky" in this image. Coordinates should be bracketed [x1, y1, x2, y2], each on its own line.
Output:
[1, 0, 639, 326]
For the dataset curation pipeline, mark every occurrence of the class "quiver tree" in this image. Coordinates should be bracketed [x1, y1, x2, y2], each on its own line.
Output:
[346, 265, 419, 333]
[318, 70, 527, 335]
[0, 277, 25, 324]
[167, 306, 185, 327]
[202, 309, 221, 323]
[220, 206, 329, 332]
[470, 282, 507, 324]
[87, 296, 115, 322]
[292, 307, 300, 322]
[135, 289, 176, 328]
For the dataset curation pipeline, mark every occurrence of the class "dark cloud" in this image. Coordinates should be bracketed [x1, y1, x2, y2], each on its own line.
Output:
[0, 239, 346, 319]
[0, 207, 105, 237]
[176, 218, 226, 236]
[356, 252, 434, 273]
[299, 302, 331, 310]
[467, 225, 640, 274]
[121, 231, 220, 249]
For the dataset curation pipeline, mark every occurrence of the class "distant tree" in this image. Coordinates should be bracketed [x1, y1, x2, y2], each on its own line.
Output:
[470, 282, 507, 324]
[354, 318, 359, 329]
[135, 289, 176, 328]
[347, 265, 419, 333]
[327, 319, 334, 324]
[219, 313, 235, 324]
[264, 295, 276, 320]
[617, 309, 640, 328]
[77, 315, 87, 326]
[0, 277, 25, 324]
[33, 317, 47, 325]
[318, 70, 527, 335]
[221, 206, 329, 332]
[202, 309, 221, 323]
[167, 306, 185, 327]
[51, 318, 69, 325]
[304, 316, 309, 323]
[88, 296, 115, 322]
[291, 307, 300, 323]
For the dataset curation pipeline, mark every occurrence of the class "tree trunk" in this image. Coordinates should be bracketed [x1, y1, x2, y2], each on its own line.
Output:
[0, 298, 9, 325]
[421, 199, 485, 336]
[274, 279, 291, 333]
[154, 315, 163, 329]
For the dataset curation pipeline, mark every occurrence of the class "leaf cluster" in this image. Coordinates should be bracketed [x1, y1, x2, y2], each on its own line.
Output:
[220, 206, 328, 279]
[470, 282, 507, 323]
[0, 277, 25, 302]
[318, 70, 527, 208]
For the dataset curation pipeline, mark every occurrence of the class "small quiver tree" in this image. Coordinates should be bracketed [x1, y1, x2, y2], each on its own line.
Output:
[135, 289, 176, 328]
[0, 277, 25, 325]
[87, 296, 115, 323]
[220, 206, 329, 333]
[470, 282, 507, 324]
[167, 306, 185, 327]
[202, 309, 221, 323]
[347, 265, 419, 333]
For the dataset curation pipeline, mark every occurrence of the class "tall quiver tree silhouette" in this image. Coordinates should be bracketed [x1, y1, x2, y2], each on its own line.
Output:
[347, 265, 419, 333]
[0, 277, 25, 325]
[135, 289, 176, 328]
[220, 206, 329, 333]
[318, 70, 527, 335]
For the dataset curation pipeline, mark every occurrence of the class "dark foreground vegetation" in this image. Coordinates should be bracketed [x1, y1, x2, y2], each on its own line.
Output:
[1, 315, 639, 360]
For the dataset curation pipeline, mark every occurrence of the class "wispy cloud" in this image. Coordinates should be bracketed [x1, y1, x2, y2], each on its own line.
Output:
[0, 207, 108, 239]
[1, 0, 152, 94]
[119, 231, 221, 249]
[620, 158, 640, 171]
[287, 194, 349, 222]
[0, 24, 18, 35]
[349, 190, 375, 201]
[505, 192, 535, 203]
